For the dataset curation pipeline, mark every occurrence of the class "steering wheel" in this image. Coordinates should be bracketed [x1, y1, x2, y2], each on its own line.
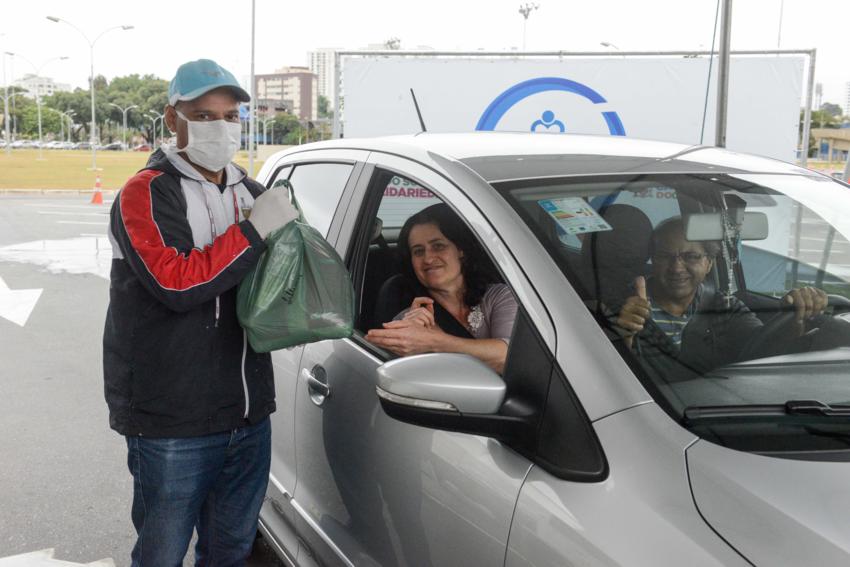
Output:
[827, 293, 850, 314]
[741, 310, 799, 360]
[742, 294, 848, 359]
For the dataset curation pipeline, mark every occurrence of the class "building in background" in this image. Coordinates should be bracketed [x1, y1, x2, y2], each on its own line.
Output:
[308, 43, 434, 111]
[255, 67, 317, 121]
[308, 48, 340, 109]
[812, 127, 850, 162]
[13, 74, 71, 99]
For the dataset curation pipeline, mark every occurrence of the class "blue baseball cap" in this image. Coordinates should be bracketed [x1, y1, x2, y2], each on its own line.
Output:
[168, 59, 250, 106]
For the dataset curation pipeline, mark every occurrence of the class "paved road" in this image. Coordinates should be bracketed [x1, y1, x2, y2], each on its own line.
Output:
[0, 194, 283, 565]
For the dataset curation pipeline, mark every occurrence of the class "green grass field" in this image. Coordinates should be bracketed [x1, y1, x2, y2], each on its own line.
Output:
[0, 149, 264, 190]
[0, 148, 837, 190]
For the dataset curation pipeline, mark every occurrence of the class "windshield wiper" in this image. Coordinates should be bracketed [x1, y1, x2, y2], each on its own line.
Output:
[683, 400, 850, 425]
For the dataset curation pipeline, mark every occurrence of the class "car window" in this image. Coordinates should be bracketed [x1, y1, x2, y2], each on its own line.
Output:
[348, 169, 605, 474]
[556, 184, 682, 250]
[287, 163, 354, 236]
[739, 187, 850, 299]
[375, 174, 442, 228]
[351, 169, 515, 358]
[496, 172, 850, 455]
[266, 165, 292, 187]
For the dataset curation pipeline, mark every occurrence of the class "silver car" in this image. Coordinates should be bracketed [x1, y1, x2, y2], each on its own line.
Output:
[254, 133, 850, 566]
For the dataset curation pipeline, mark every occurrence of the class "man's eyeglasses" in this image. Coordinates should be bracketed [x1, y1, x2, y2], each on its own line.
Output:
[652, 251, 710, 265]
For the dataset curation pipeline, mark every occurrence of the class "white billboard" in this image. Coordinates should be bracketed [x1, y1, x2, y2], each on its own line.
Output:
[343, 56, 804, 162]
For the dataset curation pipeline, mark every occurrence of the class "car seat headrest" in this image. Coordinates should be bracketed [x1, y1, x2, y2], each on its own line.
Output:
[581, 204, 653, 306]
[370, 217, 384, 243]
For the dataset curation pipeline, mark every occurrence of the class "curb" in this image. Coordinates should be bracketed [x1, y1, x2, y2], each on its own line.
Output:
[0, 189, 119, 195]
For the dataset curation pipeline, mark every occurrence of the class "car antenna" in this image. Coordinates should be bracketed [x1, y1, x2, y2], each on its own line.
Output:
[410, 88, 427, 133]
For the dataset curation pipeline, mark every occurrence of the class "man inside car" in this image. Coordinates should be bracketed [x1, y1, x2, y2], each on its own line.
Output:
[615, 218, 827, 376]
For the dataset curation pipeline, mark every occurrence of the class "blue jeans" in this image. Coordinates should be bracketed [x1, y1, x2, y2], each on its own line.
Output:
[126, 417, 271, 567]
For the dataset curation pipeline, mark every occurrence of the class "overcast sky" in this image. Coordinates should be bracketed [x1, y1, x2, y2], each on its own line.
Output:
[2, 0, 848, 105]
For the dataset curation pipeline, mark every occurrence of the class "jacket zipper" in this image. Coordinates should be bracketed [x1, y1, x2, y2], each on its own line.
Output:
[241, 330, 250, 418]
[214, 296, 220, 327]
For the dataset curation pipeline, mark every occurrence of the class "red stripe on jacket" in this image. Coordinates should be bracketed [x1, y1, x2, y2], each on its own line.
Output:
[120, 169, 251, 291]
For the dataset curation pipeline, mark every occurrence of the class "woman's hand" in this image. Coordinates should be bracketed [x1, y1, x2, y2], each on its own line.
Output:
[366, 318, 446, 357]
[367, 318, 509, 374]
[403, 297, 436, 328]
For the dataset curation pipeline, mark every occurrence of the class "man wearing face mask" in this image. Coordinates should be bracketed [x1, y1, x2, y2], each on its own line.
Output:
[103, 59, 298, 566]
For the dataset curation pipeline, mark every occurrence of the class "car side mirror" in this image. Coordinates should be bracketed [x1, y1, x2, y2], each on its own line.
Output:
[377, 353, 506, 413]
[375, 353, 533, 443]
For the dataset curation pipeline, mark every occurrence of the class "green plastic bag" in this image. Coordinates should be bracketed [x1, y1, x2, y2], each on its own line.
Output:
[237, 181, 355, 352]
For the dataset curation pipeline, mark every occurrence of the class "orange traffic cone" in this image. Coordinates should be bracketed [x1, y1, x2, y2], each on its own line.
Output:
[91, 175, 104, 205]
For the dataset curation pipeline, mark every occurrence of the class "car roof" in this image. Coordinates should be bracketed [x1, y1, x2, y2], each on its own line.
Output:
[275, 132, 815, 182]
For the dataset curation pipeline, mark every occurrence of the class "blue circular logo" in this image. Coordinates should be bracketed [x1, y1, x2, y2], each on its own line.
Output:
[475, 77, 626, 136]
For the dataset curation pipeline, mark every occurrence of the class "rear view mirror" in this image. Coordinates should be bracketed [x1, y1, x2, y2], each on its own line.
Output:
[685, 212, 768, 241]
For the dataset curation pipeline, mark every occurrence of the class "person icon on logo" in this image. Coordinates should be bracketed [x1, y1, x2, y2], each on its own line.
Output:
[531, 110, 565, 133]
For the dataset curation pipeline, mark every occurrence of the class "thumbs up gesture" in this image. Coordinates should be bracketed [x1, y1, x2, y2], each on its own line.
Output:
[616, 276, 651, 347]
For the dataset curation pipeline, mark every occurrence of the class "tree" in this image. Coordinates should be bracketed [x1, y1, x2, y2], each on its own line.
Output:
[42, 73, 169, 144]
[43, 89, 91, 141]
[271, 112, 300, 144]
[821, 102, 843, 119]
[6, 87, 35, 137]
[318, 95, 333, 119]
[104, 73, 168, 143]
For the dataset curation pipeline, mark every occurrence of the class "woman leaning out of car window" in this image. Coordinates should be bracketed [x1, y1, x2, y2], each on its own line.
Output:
[366, 204, 518, 374]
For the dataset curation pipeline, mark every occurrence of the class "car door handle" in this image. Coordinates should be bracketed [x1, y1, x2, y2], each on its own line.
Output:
[301, 366, 330, 404]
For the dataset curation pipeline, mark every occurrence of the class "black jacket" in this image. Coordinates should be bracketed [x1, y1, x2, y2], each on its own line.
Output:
[103, 152, 274, 437]
[636, 290, 764, 382]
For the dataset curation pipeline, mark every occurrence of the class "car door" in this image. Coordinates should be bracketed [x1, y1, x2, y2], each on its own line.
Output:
[289, 153, 553, 567]
[256, 150, 369, 562]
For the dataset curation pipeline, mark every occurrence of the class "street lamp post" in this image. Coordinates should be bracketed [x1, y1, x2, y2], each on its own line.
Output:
[2, 51, 9, 155]
[148, 111, 163, 150]
[261, 118, 275, 145]
[1, 90, 26, 153]
[248, 0, 256, 176]
[46, 16, 133, 170]
[45, 107, 70, 142]
[8, 55, 15, 140]
[62, 110, 76, 143]
[147, 115, 157, 149]
[108, 102, 138, 150]
[5, 52, 69, 160]
[518, 3, 540, 50]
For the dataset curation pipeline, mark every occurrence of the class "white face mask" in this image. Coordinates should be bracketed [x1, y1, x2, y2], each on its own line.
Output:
[175, 110, 241, 172]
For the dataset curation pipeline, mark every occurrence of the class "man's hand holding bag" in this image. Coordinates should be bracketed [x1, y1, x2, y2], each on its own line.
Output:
[238, 180, 356, 352]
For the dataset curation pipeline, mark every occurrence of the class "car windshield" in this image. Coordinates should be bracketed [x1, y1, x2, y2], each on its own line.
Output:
[495, 171, 850, 454]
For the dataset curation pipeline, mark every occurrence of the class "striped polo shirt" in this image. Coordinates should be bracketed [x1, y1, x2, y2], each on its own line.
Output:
[649, 284, 703, 347]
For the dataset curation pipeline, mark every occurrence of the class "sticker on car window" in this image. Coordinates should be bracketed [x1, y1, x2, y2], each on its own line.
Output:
[538, 198, 613, 235]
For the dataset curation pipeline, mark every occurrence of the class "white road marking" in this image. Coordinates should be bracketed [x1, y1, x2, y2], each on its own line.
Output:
[38, 211, 108, 216]
[0, 275, 42, 327]
[23, 203, 113, 209]
[56, 221, 109, 226]
[0, 236, 112, 279]
[0, 548, 115, 566]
